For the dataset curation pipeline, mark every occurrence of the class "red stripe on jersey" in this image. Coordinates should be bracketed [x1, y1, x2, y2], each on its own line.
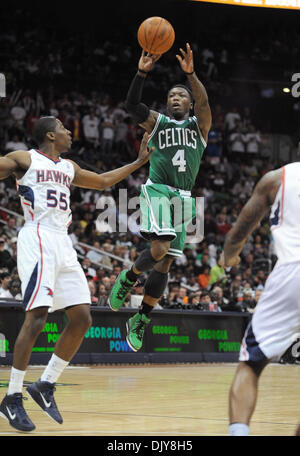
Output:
[23, 202, 34, 220]
[36, 149, 61, 163]
[27, 223, 43, 310]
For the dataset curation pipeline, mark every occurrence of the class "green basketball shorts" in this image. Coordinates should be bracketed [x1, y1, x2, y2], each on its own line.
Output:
[139, 181, 196, 257]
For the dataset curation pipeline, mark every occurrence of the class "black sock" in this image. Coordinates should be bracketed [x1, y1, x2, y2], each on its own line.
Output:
[126, 267, 139, 283]
[139, 301, 153, 316]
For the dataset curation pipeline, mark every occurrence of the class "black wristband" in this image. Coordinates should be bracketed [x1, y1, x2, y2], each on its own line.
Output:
[138, 69, 148, 75]
[185, 71, 194, 75]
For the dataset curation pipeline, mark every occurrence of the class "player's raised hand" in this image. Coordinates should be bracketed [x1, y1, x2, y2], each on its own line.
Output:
[138, 50, 161, 74]
[176, 43, 194, 74]
[136, 132, 154, 165]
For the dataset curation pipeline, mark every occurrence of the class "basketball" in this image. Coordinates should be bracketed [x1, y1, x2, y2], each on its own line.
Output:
[137, 17, 175, 54]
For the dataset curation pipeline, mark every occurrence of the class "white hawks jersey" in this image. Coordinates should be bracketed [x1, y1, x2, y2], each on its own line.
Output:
[270, 162, 300, 266]
[16, 149, 75, 232]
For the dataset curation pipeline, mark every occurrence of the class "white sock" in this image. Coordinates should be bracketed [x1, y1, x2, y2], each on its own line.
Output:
[7, 367, 26, 395]
[229, 423, 250, 436]
[40, 354, 69, 384]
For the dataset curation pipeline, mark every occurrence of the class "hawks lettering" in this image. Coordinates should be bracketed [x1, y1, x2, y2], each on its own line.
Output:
[36, 170, 71, 188]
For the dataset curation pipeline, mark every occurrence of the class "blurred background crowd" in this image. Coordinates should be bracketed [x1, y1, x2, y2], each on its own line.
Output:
[0, 1, 299, 314]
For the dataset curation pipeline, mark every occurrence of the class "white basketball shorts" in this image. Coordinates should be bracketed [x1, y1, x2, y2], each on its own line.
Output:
[17, 223, 91, 312]
[240, 261, 300, 362]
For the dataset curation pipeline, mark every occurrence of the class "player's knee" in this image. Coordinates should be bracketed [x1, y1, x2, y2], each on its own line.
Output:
[68, 305, 92, 333]
[245, 359, 269, 377]
[155, 256, 174, 273]
[24, 308, 48, 337]
[151, 240, 171, 261]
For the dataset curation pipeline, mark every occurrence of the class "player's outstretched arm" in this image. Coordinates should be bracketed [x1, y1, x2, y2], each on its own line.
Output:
[0, 150, 31, 180]
[220, 169, 282, 267]
[176, 43, 212, 143]
[71, 132, 153, 190]
[125, 51, 161, 134]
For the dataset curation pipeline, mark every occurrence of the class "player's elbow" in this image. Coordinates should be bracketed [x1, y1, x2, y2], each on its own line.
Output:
[97, 181, 106, 191]
[125, 99, 136, 115]
[125, 101, 150, 124]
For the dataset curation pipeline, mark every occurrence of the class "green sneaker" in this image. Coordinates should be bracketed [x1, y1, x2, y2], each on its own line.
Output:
[126, 312, 151, 352]
[108, 269, 135, 311]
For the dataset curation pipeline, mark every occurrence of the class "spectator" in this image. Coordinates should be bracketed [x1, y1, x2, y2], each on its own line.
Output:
[198, 266, 211, 289]
[206, 125, 222, 164]
[224, 107, 241, 133]
[3, 216, 18, 238]
[10, 103, 26, 128]
[8, 278, 22, 300]
[98, 283, 108, 306]
[241, 106, 252, 132]
[229, 125, 246, 157]
[0, 239, 14, 270]
[188, 292, 201, 309]
[253, 288, 263, 308]
[70, 111, 83, 145]
[209, 256, 226, 286]
[177, 287, 189, 306]
[0, 273, 11, 298]
[82, 108, 100, 145]
[212, 104, 225, 131]
[101, 243, 113, 270]
[81, 257, 97, 278]
[86, 241, 104, 265]
[244, 124, 261, 156]
[5, 134, 28, 152]
[184, 275, 199, 292]
[216, 213, 232, 237]
[239, 288, 256, 313]
[199, 291, 212, 310]
[88, 280, 98, 305]
[211, 285, 228, 310]
[101, 107, 115, 155]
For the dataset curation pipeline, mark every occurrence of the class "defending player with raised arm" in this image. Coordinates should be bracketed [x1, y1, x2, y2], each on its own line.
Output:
[0, 117, 152, 189]
[109, 44, 212, 352]
[220, 165, 300, 436]
[0, 116, 152, 433]
[220, 169, 282, 267]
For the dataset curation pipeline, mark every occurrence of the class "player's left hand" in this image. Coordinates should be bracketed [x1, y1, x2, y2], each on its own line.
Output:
[136, 132, 154, 165]
[219, 251, 241, 268]
[176, 43, 194, 74]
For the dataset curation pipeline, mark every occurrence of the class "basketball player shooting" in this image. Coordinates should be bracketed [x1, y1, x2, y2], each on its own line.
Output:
[0, 117, 152, 432]
[109, 43, 212, 352]
[220, 164, 300, 436]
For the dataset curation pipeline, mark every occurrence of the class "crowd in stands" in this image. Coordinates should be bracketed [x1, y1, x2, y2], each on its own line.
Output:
[0, 4, 295, 313]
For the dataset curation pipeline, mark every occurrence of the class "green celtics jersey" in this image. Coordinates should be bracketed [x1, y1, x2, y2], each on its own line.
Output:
[148, 113, 206, 191]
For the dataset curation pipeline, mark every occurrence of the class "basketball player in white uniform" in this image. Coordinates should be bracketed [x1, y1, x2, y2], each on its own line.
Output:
[220, 163, 300, 436]
[0, 116, 152, 432]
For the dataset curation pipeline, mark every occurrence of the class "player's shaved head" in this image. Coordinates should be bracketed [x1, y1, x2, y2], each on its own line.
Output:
[33, 116, 57, 146]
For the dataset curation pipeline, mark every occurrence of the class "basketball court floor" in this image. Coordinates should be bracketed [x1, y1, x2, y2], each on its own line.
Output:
[0, 363, 298, 436]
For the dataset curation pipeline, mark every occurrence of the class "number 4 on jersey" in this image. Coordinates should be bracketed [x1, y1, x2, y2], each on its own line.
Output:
[172, 149, 186, 172]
